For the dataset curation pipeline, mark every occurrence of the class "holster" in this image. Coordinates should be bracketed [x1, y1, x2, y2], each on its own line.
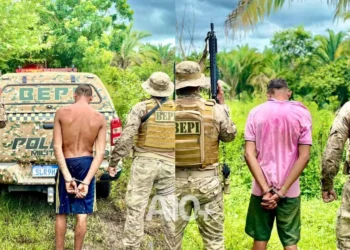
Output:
[223, 177, 230, 194]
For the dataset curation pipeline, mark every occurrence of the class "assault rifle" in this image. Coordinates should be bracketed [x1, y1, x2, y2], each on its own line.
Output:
[173, 61, 176, 100]
[206, 23, 230, 194]
[205, 23, 219, 103]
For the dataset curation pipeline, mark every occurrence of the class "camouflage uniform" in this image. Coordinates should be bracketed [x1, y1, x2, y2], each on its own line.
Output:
[322, 101, 350, 250]
[109, 72, 175, 250]
[174, 61, 237, 250]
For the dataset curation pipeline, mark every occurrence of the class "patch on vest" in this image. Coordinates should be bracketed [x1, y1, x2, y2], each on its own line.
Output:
[176, 121, 201, 134]
[155, 111, 175, 122]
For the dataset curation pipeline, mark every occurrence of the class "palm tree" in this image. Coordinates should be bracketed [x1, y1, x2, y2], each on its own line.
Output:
[138, 43, 175, 66]
[314, 29, 348, 64]
[112, 24, 151, 69]
[218, 45, 276, 98]
[225, 0, 350, 33]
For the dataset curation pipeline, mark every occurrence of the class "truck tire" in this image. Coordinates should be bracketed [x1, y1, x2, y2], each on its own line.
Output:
[96, 182, 111, 199]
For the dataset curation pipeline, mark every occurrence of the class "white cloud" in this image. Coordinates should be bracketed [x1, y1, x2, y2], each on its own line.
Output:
[126, 0, 350, 50]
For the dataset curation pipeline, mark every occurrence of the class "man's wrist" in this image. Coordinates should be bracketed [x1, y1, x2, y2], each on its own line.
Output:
[261, 185, 271, 194]
[321, 181, 334, 192]
[280, 185, 289, 196]
[64, 175, 73, 183]
[82, 179, 91, 185]
[262, 187, 272, 195]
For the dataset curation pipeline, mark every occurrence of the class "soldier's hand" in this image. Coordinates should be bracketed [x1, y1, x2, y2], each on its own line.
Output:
[76, 183, 89, 199]
[322, 189, 337, 203]
[65, 180, 77, 194]
[107, 166, 117, 177]
[217, 80, 225, 104]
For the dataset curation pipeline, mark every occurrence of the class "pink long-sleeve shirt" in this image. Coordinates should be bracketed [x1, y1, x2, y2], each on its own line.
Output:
[244, 98, 312, 198]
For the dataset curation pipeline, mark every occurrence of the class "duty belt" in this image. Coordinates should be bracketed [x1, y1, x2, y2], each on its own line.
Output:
[175, 168, 218, 178]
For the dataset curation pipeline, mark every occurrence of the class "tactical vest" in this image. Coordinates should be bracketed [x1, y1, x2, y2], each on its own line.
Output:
[0, 103, 7, 129]
[135, 99, 175, 151]
[175, 98, 219, 168]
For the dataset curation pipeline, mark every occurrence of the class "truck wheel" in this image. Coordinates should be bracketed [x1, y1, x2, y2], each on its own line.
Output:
[96, 182, 111, 199]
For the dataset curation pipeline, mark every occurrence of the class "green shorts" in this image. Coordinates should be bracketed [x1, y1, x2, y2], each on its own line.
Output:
[245, 194, 301, 247]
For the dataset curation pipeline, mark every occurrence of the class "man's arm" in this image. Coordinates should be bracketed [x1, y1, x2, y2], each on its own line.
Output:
[244, 141, 270, 193]
[83, 116, 107, 185]
[281, 145, 311, 195]
[53, 109, 72, 181]
[321, 104, 350, 201]
[53, 109, 77, 194]
[109, 103, 144, 168]
[216, 81, 237, 143]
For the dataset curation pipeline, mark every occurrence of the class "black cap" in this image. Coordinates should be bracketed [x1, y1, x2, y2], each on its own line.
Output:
[267, 78, 289, 91]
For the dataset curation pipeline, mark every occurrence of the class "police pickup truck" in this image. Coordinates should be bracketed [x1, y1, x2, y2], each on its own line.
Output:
[0, 67, 122, 203]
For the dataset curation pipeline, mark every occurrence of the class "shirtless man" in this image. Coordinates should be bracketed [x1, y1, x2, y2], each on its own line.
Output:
[53, 84, 106, 250]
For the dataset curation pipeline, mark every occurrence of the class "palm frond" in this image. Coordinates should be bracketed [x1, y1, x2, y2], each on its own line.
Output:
[226, 0, 350, 35]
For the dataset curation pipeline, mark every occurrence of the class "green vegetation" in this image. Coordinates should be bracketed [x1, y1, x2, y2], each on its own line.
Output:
[0, 1, 349, 249]
[182, 184, 340, 250]
[217, 26, 350, 108]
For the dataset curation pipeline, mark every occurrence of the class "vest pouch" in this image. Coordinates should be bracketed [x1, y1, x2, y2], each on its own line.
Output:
[175, 110, 204, 167]
[136, 100, 175, 150]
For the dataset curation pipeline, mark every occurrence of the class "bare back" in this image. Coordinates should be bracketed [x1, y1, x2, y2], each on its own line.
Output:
[57, 103, 104, 158]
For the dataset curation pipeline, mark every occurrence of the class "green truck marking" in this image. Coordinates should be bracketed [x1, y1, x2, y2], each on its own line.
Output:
[19, 87, 71, 101]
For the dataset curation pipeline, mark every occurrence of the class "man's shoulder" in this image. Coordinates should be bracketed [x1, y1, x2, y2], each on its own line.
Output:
[339, 101, 350, 113]
[92, 109, 105, 121]
[289, 101, 311, 117]
[55, 105, 72, 116]
[289, 100, 309, 110]
[248, 102, 268, 116]
[335, 101, 350, 118]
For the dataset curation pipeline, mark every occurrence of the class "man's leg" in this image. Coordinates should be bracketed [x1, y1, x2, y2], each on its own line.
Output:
[245, 195, 275, 250]
[283, 245, 298, 250]
[175, 177, 192, 250]
[276, 197, 301, 250]
[74, 214, 88, 250]
[252, 241, 268, 250]
[336, 180, 350, 249]
[153, 160, 176, 250]
[123, 157, 156, 250]
[55, 214, 67, 250]
[195, 176, 224, 250]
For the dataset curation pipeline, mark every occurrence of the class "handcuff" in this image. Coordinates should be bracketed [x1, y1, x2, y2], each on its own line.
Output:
[65, 178, 89, 186]
[262, 186, 287, 199]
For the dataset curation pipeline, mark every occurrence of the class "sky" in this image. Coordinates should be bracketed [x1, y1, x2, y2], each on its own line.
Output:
[127, 0, 350, 52]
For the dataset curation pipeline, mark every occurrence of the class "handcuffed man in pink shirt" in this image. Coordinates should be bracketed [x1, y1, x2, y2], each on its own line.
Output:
[244, 79, 312, 250]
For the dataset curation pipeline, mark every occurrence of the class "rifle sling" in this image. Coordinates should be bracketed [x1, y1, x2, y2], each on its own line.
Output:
[141, 98, 168, 123]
